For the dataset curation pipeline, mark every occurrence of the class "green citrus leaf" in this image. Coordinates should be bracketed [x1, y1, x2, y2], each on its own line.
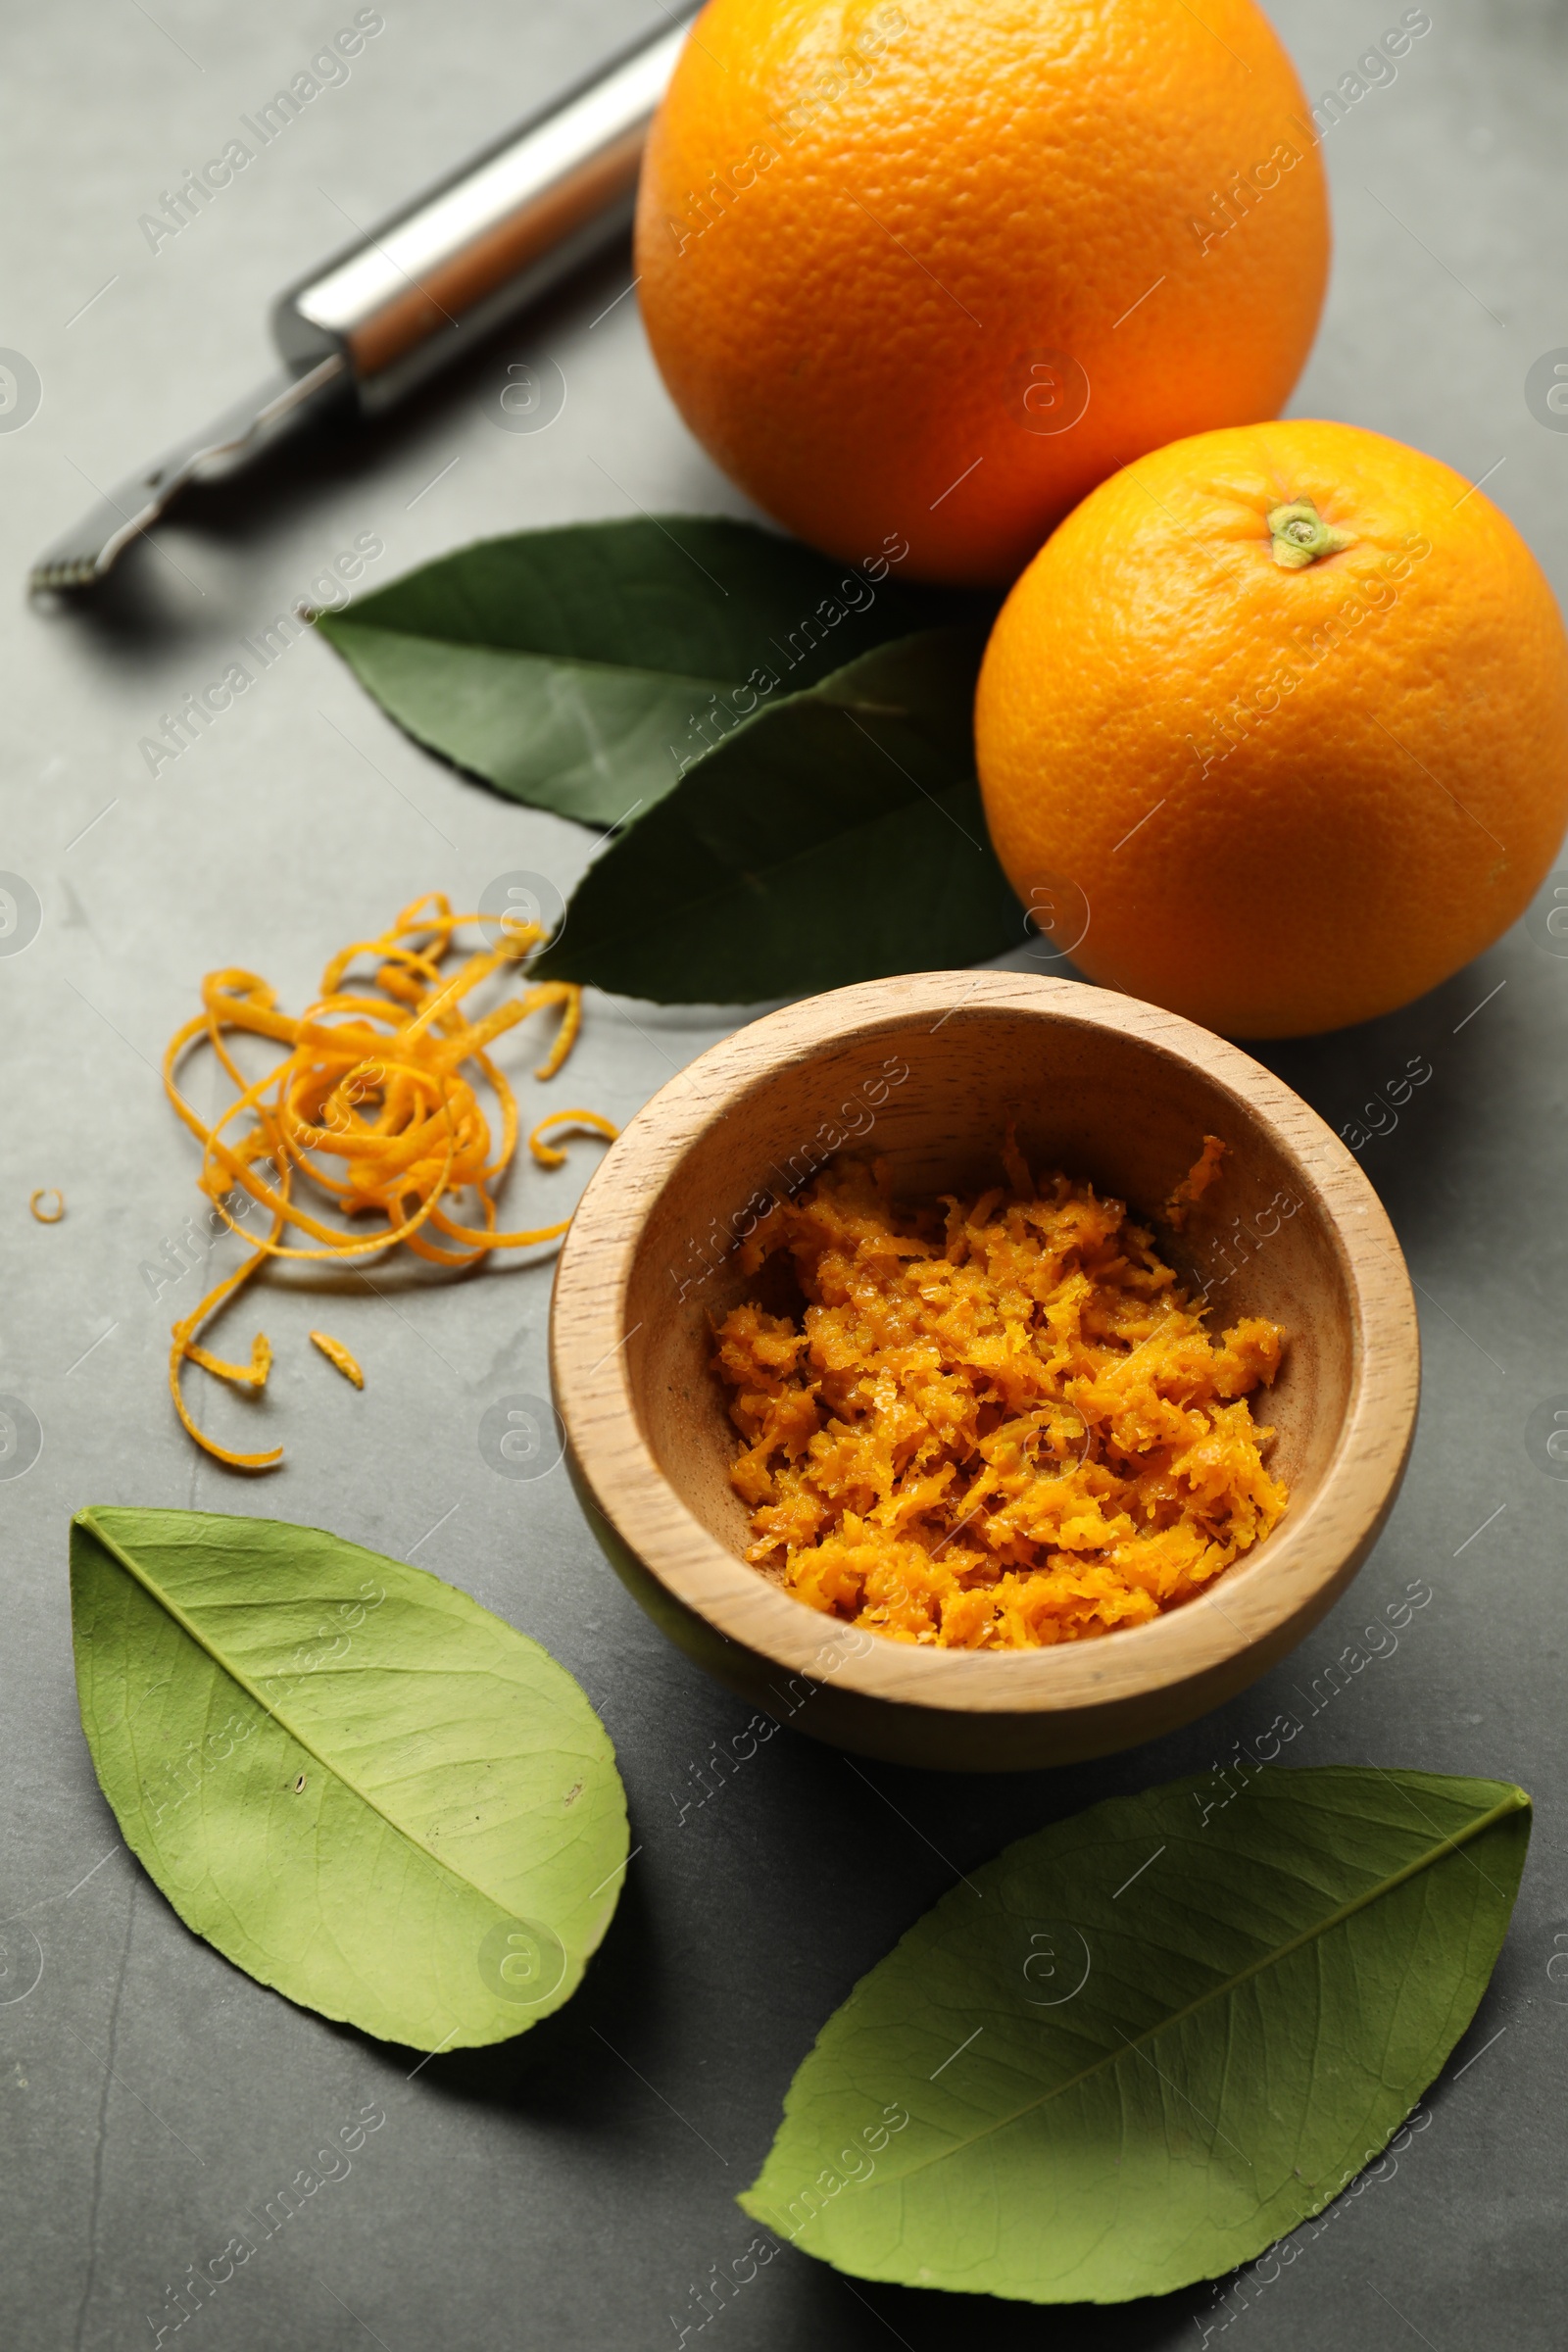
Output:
[533, 627, 1022, 1004]
[70, 1506, 628, 2051]
[739, 1765, 1530, 2303]
[313, 517, 981, 826]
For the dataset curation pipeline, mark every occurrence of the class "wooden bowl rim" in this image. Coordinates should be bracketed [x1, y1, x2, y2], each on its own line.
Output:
[550, 972, 1418, 1720]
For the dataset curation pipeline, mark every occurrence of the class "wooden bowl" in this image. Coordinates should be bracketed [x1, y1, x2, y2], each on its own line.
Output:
[550, 972, 1418, 1771]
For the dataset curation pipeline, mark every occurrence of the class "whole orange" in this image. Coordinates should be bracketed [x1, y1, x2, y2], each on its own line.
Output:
[975, 420, 1568, 1037]
[635, 0, 1329, 585]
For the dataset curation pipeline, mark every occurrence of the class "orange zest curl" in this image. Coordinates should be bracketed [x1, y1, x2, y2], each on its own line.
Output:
[163, 893, 615, 1470]
[528, 1108, 620, 1169]
[310, 1331, 365, 1390]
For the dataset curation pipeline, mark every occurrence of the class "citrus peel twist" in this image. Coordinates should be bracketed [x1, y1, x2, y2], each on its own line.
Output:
[162, 893, 613, 1470]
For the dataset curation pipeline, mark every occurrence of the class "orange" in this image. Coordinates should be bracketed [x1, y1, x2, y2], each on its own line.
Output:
[635, 0, 1329, 585]
[975, 420, 1568, 1038]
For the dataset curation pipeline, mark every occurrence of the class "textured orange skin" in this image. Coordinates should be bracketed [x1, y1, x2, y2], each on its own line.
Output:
[635, 0, 1329, 585]
[976, 420, 1568, 1038]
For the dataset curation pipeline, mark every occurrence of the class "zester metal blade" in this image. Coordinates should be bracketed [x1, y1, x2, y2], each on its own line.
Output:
[28, 354, 348, 594]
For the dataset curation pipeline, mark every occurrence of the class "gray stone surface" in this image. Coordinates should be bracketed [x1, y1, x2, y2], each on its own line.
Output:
[2, 1, 1565, 2344]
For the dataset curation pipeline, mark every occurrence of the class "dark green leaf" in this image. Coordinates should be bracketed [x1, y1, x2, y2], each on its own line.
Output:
[71, 1507, 628, 2051]
[534, 628, 1021, 1004]
[313, 517, 981, 826]
[739, 1766, 1530, 2303]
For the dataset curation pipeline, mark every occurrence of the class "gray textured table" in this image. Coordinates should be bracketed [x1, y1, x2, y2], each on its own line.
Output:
[3, 3, 1565, 2345]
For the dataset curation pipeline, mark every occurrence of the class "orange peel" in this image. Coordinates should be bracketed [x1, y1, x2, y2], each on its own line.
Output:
[528, 1108, 619, 1170]
[310, 1330, 365, 1390]
[163, 893, 614, 1470]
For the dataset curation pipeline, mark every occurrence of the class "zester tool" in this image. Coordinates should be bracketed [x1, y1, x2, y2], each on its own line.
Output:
[29, 13, 689, 594]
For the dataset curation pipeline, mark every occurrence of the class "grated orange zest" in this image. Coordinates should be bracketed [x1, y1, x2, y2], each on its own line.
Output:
[713, 1143, 1288, 1649]
[1162, 1132, 1227, 1230]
